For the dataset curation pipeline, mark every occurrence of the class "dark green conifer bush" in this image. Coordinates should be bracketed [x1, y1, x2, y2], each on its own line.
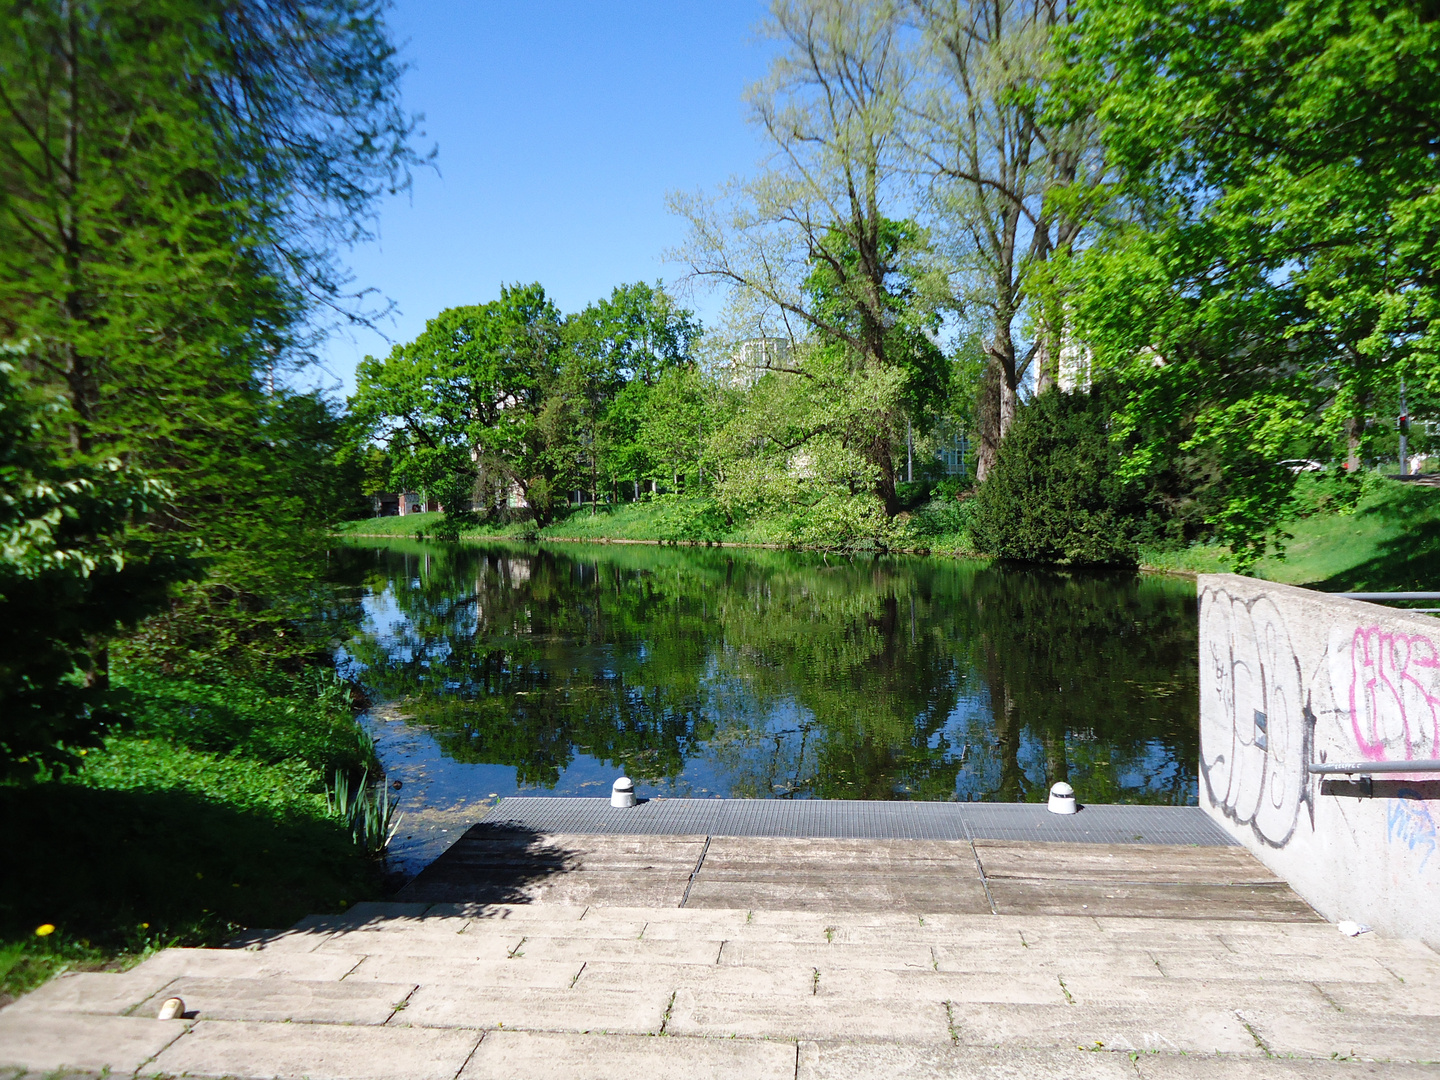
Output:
[970, 388, 1153, 566]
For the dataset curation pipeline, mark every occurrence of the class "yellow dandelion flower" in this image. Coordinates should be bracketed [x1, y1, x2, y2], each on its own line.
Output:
[35, 924, 55, 937]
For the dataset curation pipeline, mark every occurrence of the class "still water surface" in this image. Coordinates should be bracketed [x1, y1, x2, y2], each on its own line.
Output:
[336, 539, 1200, 816]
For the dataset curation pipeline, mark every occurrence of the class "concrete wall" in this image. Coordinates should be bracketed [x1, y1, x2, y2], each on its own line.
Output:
[1198, 574, 1440, 945]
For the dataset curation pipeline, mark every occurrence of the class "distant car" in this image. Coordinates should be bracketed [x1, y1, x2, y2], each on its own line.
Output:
[1281, 459, 1326, 473]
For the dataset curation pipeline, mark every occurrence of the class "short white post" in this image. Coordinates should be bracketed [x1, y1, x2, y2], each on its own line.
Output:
[611, 776, 636, 808]
[1047, 781, 1077, 815]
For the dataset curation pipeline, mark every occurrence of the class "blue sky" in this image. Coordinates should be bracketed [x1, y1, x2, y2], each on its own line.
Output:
[315, 1, 775, 395]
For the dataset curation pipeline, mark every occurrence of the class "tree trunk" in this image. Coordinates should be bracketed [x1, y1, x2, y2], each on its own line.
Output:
[975, 361, 1003, 482]
[1345, 414, 1363, 471]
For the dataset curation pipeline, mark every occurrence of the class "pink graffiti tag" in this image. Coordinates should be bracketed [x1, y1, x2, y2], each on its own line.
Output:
[1349, 627, 1440, 762]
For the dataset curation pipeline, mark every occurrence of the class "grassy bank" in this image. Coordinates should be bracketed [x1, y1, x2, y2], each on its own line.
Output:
[1140, 475, 1440, 591]
[0, 668, 383, 1004]
[342, 475, 1439, 592]
[338, 494, 978, 555]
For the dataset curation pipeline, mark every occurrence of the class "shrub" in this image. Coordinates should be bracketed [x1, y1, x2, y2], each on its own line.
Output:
[970, 387, 1152, 566]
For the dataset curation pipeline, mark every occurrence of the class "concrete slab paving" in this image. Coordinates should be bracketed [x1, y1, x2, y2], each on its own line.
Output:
[315, 929, 522, 959]
[1133, 1057, 1440, 1078]
[574, 960, 817, 997]
[131, 946, 365, 982]
[666, 988, 952, 1041]
[459, 1029, 797, 1080]
[1243, 1007, 1440, 1061]
[146, 1018, 481, 1080]
[974, 840, 1283, 884]
[397, 983, 673, 1034]
[796, 1041, 1139, 1080]
[0, 1012, 187, 1073]
[718, 939, 936, 971]
[986, 879, 1320, 920]
[0, 971, 178, 1017]
[684, 873, 993, 913]
[942, 1002, 1264, 1055]
[514, 935, 725, 965]
[343, 954, 584, 989]
[1056, 974, 1328, 1010]
[133, 976, 417, 1025]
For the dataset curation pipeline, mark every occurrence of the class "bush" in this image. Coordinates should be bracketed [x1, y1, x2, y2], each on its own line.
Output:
[905, 495, 975, 541]
[970, 388, 1152, 566]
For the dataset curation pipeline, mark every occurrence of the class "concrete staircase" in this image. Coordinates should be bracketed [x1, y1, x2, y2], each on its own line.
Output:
[3, 898, 1438, 1078]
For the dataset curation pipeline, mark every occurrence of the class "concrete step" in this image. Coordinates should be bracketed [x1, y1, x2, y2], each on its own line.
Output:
[147, 1018, 480, 1080]
[134, 975, 417, 1025]
[4, 904, 1438, 1077]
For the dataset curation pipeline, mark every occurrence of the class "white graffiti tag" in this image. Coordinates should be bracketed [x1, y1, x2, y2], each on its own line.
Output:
[1199, 588, 1311, 847]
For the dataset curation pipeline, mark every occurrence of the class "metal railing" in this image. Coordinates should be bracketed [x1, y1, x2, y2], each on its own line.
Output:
[1309, 760, 1440, 775]
[1334, 591, 1440, 612]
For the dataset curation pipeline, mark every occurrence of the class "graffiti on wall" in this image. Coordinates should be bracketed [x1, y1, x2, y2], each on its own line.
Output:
[1199, 587, 1313, 848]
[1388, 792, 1438, 873]
[1331, 627, 1440, 764]
[1202, 579, 1440, 862]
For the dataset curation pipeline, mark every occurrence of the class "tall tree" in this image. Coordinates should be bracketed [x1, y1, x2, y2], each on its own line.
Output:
[351, 285, 567, 527]
[906, 0, 1108, 479]
[0, 0, 420, 662]
[670, 0, 943, 516]
[1068, 0, 1440, 564]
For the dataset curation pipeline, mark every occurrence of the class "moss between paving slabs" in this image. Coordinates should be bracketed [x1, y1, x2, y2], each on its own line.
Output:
[0, 669, 383, 1005]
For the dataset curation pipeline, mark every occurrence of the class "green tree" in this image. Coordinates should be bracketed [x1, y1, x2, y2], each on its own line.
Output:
[670, 0, 948, 516]
[0, 0, 420, 657]
[351, 285, 567, 528]
[0, 361, 191, 775]
[970, 386, 1156, 565]
[1068, 0, 1440, 565]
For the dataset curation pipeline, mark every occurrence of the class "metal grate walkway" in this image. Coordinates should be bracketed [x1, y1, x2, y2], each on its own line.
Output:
[478, 797, 1236, 846]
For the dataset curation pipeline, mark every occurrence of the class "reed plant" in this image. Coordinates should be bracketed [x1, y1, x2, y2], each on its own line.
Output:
[327, 769, 403, 855]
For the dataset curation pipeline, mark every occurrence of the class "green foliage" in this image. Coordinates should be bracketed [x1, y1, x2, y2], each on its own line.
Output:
[0, 667, 383, 1001]
[1068, 0, 1440, 564]
[970, 389, 1151, 566]
[904, 495, 975, 543]
[0, 364, 194, 775]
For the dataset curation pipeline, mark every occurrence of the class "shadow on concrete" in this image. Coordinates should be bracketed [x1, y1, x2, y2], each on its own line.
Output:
[392, 825, 577, 905]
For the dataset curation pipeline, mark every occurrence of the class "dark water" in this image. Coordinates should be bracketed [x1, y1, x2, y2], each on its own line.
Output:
[334, 539, 1200, 813]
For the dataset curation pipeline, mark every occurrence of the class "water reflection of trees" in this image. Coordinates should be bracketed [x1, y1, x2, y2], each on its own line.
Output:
[336, 540, 1197, 803]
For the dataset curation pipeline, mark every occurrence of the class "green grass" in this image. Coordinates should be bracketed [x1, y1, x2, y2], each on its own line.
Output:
[1140, 475, 1440, 591]
[338, 495, 980, 553]
[0, 668, 382, 1004]
[341, 477, 1437, 589]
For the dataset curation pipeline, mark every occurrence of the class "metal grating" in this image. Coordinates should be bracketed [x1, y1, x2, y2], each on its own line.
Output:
[478, 797, 1236, 846]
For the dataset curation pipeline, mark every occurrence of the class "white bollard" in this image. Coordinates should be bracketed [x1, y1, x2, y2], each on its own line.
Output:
[611, 776, 636, 808]
[157, 996, 186, 1020]
[1047, 781, 1077, 815]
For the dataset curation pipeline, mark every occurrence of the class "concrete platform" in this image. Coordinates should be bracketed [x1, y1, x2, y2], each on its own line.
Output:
[2, 902, 1437, 1077]
[395, 828, 1315, 920]
[4, 804, 1436, 1077]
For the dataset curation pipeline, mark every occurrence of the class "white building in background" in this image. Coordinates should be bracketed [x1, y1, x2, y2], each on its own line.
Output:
[1057, 336, 1092, 392]
[725, 337, 791, 388]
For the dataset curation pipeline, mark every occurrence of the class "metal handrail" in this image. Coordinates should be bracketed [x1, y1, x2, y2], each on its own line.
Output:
[1309, 760, 1440, 775]
[1334, 592, 1440, 601]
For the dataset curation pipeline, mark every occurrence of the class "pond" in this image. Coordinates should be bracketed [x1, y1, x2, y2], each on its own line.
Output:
[335, 539, 1200, 837]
